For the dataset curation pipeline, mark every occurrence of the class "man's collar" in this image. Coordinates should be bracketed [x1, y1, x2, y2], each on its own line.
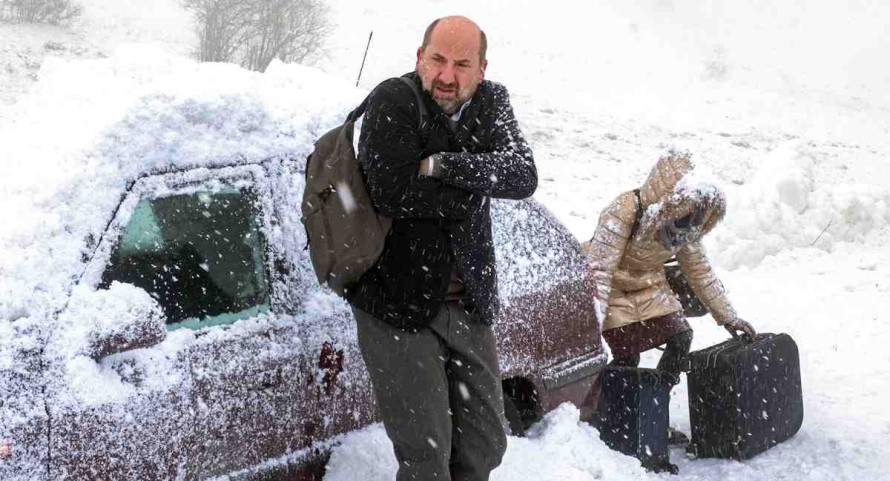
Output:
[450, 100, 472, 122]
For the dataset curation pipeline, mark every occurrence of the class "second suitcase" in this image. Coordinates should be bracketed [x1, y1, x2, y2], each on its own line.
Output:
[594, 366, 676, 472]
[686, 332, 804, 460]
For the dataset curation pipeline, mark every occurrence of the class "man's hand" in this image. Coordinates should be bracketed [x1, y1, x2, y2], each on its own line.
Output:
[418, 154, 442, 178]
[724, 318, 757, 340]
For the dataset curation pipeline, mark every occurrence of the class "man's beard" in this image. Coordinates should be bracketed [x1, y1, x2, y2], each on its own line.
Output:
[429, 80, 472, 115]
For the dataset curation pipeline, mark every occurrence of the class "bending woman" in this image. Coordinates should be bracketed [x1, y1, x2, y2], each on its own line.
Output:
[582, 150, 755, 385]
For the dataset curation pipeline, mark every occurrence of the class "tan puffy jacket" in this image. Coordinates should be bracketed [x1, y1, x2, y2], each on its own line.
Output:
[581, 151, 737, 332]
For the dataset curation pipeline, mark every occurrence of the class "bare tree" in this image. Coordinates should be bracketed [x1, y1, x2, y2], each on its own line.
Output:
[0, 0, 83, 26]
[182, 0, 252, 64]
[182, 0, 331, 72]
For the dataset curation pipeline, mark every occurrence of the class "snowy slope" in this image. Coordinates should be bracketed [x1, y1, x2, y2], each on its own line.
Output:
[2, 0, 890, 480]
[0, 0, 190, 111]
[0, 24, 101, 107]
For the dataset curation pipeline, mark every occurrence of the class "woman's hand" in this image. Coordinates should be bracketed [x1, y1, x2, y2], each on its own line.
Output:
[724, 318, 757, 340]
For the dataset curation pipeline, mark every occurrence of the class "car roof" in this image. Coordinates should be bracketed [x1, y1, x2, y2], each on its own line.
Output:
[0, 46, 364, 323]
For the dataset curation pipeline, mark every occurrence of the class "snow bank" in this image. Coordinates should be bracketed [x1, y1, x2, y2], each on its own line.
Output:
[707, 142, 890, 269]
[325, 396, 890, 481]
[324, 404, 656, 481]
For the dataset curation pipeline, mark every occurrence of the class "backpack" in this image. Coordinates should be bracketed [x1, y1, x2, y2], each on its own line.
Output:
[629, 189, 708, 318]
[301, 77, 428, 297]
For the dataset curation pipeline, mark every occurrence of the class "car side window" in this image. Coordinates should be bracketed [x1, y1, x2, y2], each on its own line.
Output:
[101, 187, 270, 330]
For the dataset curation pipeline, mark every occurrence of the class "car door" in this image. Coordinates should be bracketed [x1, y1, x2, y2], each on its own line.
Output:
[127, 164, 299, 478]
[46, 163, 309, 479]
[182, 157, 379, 478]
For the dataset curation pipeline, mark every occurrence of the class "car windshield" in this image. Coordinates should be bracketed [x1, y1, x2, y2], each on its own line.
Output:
[101, 187, 270, 330]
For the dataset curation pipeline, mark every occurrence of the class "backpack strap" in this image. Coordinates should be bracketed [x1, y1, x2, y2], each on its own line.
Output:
[346, 76, 429, 131]
[629, 188, 644, 240]
[398, 76, 429, 129]
[346, 97, 370, 122]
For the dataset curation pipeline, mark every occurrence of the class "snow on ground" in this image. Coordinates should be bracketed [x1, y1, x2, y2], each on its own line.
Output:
[2, 0, 890, 480]
[318, 1, 890, 480]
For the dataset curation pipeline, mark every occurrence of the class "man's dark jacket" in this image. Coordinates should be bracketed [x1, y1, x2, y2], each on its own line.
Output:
[347, 72, 537, 330]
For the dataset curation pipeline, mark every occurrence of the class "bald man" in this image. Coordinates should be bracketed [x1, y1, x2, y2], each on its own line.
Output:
[347, 16, 537, 481]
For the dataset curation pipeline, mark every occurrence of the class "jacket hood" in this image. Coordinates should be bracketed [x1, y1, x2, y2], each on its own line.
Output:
[636, 149, 727, 242]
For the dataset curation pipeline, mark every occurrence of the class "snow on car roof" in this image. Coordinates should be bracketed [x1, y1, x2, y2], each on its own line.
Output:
[0, 45, 364, 323]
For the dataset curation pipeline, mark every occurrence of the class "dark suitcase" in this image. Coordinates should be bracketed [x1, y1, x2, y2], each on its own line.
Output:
[686, 332, 803, 460]
[593, 366, 676, 473]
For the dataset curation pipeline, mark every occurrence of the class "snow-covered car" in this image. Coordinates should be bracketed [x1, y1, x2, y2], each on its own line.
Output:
[0, 52, 605, 480]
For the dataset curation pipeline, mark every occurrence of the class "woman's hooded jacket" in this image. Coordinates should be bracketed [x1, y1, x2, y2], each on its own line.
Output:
[582, 151, 737, 332]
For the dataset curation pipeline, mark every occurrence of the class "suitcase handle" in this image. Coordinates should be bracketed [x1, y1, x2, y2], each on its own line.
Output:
[725, 328, 756, 344]
[681, 332, 757, 373]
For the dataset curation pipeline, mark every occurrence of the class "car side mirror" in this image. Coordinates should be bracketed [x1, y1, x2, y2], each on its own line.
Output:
[63, 282, 167, 359]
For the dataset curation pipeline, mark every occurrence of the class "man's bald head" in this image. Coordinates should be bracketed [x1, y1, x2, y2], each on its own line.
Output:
[415, 15, 489, 114]
[421, 16, 487, 63]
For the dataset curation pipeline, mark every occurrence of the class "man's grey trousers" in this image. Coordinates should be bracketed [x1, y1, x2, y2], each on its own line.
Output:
[352, 302, 508, 481]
